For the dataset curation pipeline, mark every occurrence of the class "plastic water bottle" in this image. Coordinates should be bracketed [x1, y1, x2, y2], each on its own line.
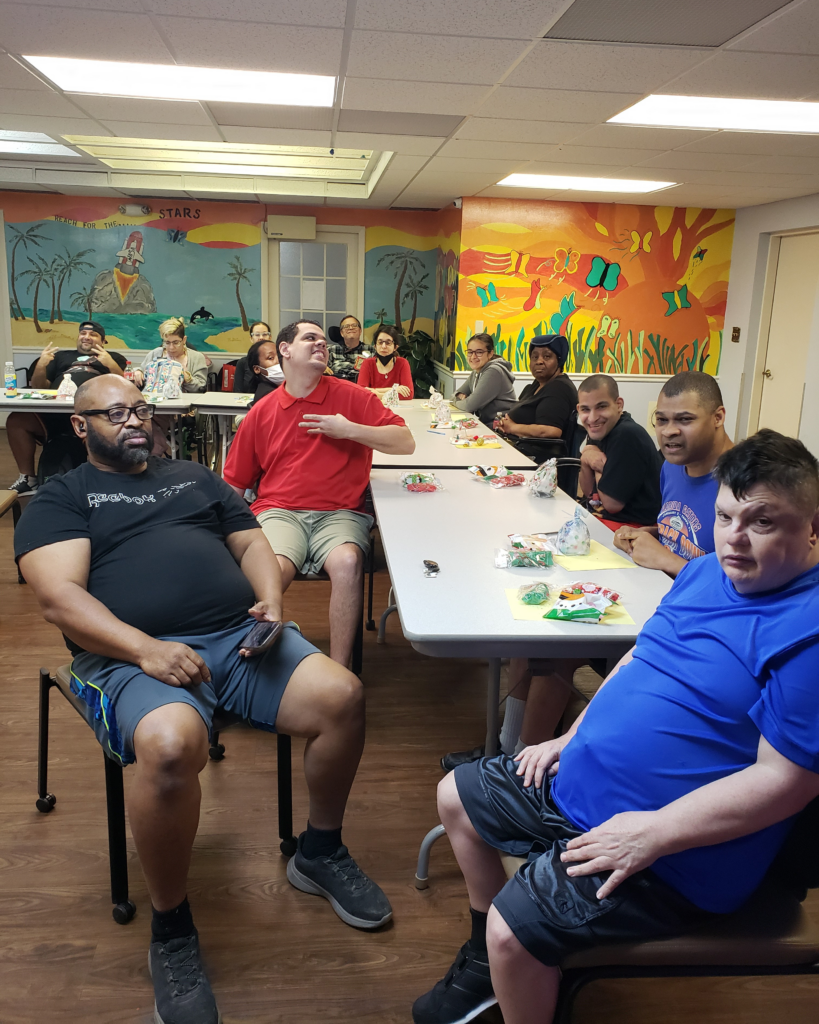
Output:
[56, 373, 77, 401]
[4, 361, 16, 397]
[124, 360, 134, 382]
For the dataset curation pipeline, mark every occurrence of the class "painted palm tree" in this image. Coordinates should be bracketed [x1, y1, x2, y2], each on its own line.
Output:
[8, 222, 50, 321]
[376, 249, 425, 333]
[71, 286, 94, 318]
[47, 256, 61, 323]
[403, 272, 430, 335]
[18, 255, 55, 333]
[372, 307, 389, 333]
[226, 256, 251, 332]
[55, 247, 95, 321]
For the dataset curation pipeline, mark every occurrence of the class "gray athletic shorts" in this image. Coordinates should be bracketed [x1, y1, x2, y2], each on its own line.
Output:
[69, 619, 319, 765]
[257, 508, 373, 575]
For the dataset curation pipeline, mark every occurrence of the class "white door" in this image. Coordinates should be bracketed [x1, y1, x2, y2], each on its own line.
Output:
[757, 233, 819, 436]
[267, 228, 363, 335]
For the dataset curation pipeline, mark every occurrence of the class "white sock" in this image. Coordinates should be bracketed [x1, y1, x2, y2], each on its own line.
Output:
[500, 696, 526, 755]
[27, 475, 37, 485]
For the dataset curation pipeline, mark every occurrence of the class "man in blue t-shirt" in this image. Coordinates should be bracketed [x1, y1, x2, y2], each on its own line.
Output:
[613, 371, 733, 577]
[413, 429, 819, 1024]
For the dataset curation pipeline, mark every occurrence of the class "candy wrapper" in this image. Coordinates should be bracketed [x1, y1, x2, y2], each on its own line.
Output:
[382, 383, 400, 408]
[530, 458, 557, 498]
[495, 548, 553, 569]
[489, 473, 525, 489]
[544, 582, 620, 623]
[469, 465, 511, 481]
[557, 507, 591, 556]
[508, 533, 555, 552]
[400, 471, 443, 493]
[517, 582, 551, 605]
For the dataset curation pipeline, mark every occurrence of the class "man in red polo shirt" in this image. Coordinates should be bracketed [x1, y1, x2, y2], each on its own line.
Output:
[224, 319, 414, 668]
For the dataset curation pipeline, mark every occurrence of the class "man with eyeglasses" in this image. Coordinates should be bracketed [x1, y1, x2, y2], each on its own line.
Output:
[327, 314, 373, 382]
[6, 320, 127, 494]
[15, 374, 394, 1024]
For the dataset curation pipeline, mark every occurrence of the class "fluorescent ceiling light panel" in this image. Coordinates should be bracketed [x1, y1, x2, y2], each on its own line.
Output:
[609, 95, 819, 134]
[0, 129, 59, 143]
[24, 55, 335, 107]
[102, 159, 365, 179]
[498, 173, 675, 193]
[0, 140, 80, 156]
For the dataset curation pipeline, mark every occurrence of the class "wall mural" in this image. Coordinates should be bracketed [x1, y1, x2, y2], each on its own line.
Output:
[453, 197, 734, 376]
[4, 195, 262, 353]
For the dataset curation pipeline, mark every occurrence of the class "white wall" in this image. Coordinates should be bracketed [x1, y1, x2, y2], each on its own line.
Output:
[720, 192, 819, 452]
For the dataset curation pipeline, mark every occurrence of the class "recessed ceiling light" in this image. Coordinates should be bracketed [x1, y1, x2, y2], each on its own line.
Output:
[0, 129, 60, 143]
[497, 173, 675, 193]
[0, 140, 80, 156]
[24, 55, 335, 107]
[609, 95, 819, 134]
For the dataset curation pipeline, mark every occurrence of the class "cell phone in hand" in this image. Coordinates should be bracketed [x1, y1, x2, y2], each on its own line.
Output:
[239, 620, 283, 657]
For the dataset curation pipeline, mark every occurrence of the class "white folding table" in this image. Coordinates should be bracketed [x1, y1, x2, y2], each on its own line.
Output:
[190, 391, 254, 470]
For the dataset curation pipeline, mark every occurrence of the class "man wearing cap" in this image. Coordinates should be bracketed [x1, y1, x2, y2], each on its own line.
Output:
[6, 321, 127, 494]
[495, 334, 578, 456]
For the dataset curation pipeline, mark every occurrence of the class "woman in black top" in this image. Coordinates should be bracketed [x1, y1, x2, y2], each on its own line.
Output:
[233, 322, 275, 393]
[497, 334, 577, 444]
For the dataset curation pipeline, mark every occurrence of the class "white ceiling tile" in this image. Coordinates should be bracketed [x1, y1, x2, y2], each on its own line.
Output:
[342, 79, 488, 116]
[76, 97, 212, 126]
[668, 51, 819, 101]
[347, 31, 526, 85]
[476, 185, 564, 199]
[653, 184, 736, 204]
[0, 89, 88, 117]
[678, 131, 819, 158]
[423, 155, 529, 174]
[143, 0, 347, 25]
[185, 191, 262, 202]
[742, 155, 819, 175]
[0, 113, 99, 135]
[534, 145, 666, 166]
[635, 151, 755, 172]
[52, 184, 130, 196]
[355, 0, 565, 39]
[208, 103, 332, 131]
[220, 126, 332, 147]
[100, 121, 225, 142]
[438, 138, 564, 159]
[506, 41, 709, 93]
[8, 0, 135, 8]
[651, 168, 804, 187]
[568, 123, 717, 149]
[454, 118, 589, 144]
[728, 4, 819, 56]
[0, 5, 173, 60]
[334, 132, 441, 156]
[259, 193, 324, 204]
[504, 160, 634, 177]
[337, 110, 461, 136]
[476, 87, 643, 123]
[0, 54, 50, 90]
[111, 185, 192, 197]
[154, 17, 343, 74]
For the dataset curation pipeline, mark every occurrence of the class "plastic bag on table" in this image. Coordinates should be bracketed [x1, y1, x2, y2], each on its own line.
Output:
[468, 465, 510, 481]
[530, 458, 557, 498]
[55, 373, 77, 401]
[489, 473, 525, 489]
[400, 471, 443, 493]
[544, 582, 620, 623]
[495, 547, 553, 569]
[517, 582, 551, 605]
[382, 383, 400, 408]
[557, 507, 591, 556]
[508, 533, 555, 552]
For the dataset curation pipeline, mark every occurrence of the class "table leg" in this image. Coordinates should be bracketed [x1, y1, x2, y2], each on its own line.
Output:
[169, 415, 178, 459]
[485, 658, 501, 756]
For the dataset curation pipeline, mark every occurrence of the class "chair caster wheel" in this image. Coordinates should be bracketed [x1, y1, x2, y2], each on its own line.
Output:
[365, 620, 376, 631]
[208, 743, 225, 761]
[280, 837, 297, 857]
[36, 793, 56, 813]
[112, 900, 136, 925]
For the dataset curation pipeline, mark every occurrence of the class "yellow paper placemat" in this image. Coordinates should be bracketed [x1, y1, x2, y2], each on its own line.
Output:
[505, 588, 635, 626]
[553, 539, 635, 571]
[451, 439, 502, 449]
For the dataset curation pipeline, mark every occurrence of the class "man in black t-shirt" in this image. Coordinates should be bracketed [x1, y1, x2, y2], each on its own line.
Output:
[6, 321, 127, 494]
[577, 373, 662, 529]
[15, 376, 392, 1024]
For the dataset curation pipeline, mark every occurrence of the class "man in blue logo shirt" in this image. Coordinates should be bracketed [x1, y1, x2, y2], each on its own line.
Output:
[414, 430, 819, 1024]
[614, 371, 733, 577]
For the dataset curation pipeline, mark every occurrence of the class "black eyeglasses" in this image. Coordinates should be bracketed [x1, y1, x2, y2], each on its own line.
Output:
[80, 404, 155, 424]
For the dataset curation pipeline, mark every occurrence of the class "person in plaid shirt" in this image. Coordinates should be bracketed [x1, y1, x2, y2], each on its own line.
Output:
[327, 315, 373, 381]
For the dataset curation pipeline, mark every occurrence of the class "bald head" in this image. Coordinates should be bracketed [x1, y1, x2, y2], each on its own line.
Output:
[74, 374, 143, 414]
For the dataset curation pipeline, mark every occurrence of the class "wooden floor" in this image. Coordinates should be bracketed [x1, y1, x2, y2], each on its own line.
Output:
[1, 433, 818, 1024]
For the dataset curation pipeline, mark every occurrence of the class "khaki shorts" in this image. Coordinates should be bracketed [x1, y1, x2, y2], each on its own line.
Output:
[257, 508, 374, 575]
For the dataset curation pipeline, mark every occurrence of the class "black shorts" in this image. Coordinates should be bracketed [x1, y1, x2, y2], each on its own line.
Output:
[454, 756, 713, 966]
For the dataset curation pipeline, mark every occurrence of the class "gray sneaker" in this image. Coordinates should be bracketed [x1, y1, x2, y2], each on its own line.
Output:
[149, 930, 221, 1024]
[286, 833, 393, 929]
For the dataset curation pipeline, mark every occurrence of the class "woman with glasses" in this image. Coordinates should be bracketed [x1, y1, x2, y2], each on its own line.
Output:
[356, 325, 413, 400]
[327, 314, 373, 382]
[133, 317, 208, 394]
[234, 322, 274, 394]
[451, 332, 516, 426]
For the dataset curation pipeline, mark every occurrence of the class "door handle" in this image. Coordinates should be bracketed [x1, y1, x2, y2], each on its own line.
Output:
[763, 369, 772, 378]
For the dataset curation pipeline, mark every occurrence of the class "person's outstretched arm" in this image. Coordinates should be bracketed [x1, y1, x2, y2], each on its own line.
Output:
[299, 414, 415, 454]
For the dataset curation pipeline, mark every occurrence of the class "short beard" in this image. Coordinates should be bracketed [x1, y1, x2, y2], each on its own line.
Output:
[86, 421, 151, 468]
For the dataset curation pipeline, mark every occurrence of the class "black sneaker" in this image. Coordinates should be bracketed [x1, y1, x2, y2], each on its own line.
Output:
[286, 833, 392, 930]
[149, 929, 220, 1024]
[440, 745, 485, 774]
[412, 942, 496, 1024]
[8, 473, 37, 494]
